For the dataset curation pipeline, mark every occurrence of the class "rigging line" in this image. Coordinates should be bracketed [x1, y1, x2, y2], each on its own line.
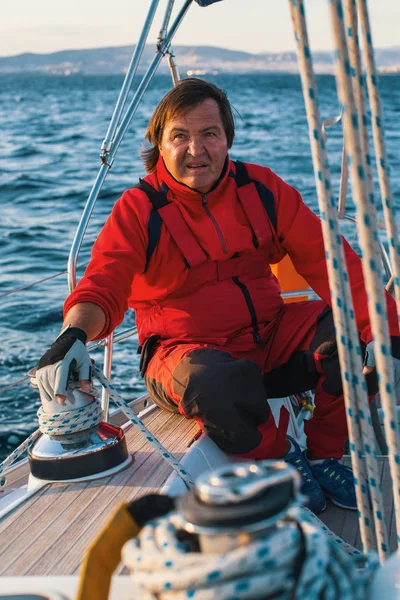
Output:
[331, 0, 396, 557]
[0, 375, 30, 394]
[0, 270, 68, 300]
[0, 262, 87, 300]
[290, 0, 378, 556]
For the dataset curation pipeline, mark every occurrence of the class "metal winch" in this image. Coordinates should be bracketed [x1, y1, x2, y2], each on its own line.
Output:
[174, 460, 302, 553]
[27, 369, 130, 483]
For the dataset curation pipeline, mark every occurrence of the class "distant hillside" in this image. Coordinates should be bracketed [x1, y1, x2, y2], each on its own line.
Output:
[1, 44, 400, 75]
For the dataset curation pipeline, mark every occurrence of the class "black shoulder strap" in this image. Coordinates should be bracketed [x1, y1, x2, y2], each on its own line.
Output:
[234, 160, 277, 231]
[138, 178, 169, 209]
[135, 163, 277, 271]
[234, 159, 252, 187]
[134, 180, 165, 271]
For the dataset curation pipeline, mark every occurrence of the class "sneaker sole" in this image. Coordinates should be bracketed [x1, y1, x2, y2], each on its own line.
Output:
[304, 498, 327, 513]
[327, 495, 358, 511]
[314, 500, 327, 514]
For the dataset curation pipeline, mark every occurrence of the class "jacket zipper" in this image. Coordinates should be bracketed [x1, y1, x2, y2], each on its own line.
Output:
[232, 276, 265, 348]
[202, 194, 228, 255]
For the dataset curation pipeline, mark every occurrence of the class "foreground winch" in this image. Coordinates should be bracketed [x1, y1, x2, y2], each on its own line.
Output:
[173, 461, 302, 553]
[28, 369, 130, 482]
[114, 461, 376, 600]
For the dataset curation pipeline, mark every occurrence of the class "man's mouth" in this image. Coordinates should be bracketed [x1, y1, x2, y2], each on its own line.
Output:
[186, 163, 208, 170]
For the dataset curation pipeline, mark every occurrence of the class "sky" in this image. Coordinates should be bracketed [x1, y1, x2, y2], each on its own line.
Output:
[1, 0, 400, 58]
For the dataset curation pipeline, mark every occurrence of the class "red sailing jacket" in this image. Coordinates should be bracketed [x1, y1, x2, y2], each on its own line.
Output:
[64, 155, 399, 349]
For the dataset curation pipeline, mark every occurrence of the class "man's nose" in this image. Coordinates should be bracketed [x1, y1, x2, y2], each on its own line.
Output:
[187, 137, 205, 156]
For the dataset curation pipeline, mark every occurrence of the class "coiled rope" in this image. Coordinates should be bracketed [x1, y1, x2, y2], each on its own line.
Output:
[0, 394, 105, 479]
[0, 367, 194, 490]
[122, 506, 377, 600]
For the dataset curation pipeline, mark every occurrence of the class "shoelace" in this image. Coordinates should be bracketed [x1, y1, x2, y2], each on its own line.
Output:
[318, 460, 354, 487]
[291, 457, 313, 485]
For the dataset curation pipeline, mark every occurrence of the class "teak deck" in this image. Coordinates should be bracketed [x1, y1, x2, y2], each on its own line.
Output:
[0, 410, 397, 577]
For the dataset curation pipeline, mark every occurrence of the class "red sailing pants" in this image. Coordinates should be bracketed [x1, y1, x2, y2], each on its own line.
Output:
[144, 301, 378, 460]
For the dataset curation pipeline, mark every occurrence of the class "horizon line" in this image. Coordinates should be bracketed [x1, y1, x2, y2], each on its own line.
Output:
[2, 41, 400, 61]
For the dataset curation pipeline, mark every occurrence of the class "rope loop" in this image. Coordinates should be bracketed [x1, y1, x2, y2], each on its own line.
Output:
[37, 400, 103, 436]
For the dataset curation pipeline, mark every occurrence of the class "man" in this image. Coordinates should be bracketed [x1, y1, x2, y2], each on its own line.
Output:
[37, 78, 399, 513]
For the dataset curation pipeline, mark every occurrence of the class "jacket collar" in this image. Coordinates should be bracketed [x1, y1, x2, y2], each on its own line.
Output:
[154, 154, 233, 202]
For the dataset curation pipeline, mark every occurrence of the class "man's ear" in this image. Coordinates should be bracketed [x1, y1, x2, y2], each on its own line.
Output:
[158, 145, 163, 157]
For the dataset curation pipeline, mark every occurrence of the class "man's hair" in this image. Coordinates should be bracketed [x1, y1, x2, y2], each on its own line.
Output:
[141, 78, 235, 173]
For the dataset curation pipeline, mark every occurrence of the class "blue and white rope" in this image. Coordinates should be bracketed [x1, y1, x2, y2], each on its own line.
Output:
[356, 0, 400, 314]
[123, 506, 378, 599]
[92, 365, 194, 489]
[0, 399, 104, 483]
[0, 430, 41, 483]
[341, 0, 390, 559]
[301, 505, 361, 556]
[289, 0, 376, 554]
[330, 0, 400, 550]
[37, 400, 103, 435]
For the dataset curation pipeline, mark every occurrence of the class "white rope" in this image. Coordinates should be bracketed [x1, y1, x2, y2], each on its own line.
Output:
[330, 0, 400, 552]
[122, 506, 378, 600]
[92, 365, 194, 489]
[289, 0, 377, 554]
[341, 0, 391, 558]
[0, 430, 41, 482]
[356, 0, 400, 314]
[37, 400, 103, 435]
[356, 0, 400, 547]
[301, 505, 361, 556]
[0, 397, 104, 482]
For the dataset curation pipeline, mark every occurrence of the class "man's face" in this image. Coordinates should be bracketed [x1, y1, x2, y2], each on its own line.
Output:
[159, 99, 229, 193]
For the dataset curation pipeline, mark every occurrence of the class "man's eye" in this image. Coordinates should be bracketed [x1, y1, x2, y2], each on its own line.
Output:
[205, 132, 216, 137]
[173, 133, 186, 140]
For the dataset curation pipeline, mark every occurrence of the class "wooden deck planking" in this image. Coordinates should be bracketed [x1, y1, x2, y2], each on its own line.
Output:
[0, 409, 197, 576]
[0, 469, 30, 499]
[1, 408, 398, 577]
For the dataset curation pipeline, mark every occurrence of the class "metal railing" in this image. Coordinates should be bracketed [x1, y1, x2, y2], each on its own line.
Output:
[67, 0, 191, 419]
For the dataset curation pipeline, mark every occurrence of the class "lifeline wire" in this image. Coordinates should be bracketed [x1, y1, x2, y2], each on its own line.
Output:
[289, 0, 377, 555]
[330, 0, 400, 549]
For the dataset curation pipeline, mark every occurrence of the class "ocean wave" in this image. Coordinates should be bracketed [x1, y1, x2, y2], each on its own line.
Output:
[9, 144, 42, 158]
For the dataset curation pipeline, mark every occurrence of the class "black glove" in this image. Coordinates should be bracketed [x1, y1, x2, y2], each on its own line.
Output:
[36, 326, 91, 402]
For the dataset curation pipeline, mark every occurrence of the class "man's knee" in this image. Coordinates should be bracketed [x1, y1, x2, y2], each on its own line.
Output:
[172, 348, 266, 419]
[144, 374, 180, 413]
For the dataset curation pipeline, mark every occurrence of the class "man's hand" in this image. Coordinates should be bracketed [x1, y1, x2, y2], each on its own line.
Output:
[36, 326, 92, 405]
[363, 341, 376, 376]
[363, 340, 400, 393]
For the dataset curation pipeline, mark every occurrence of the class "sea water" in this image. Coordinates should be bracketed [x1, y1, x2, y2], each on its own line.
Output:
[1, 72, 400, 460]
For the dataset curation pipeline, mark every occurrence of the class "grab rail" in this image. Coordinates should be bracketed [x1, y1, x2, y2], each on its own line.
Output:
[66, 0, 193, 418]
